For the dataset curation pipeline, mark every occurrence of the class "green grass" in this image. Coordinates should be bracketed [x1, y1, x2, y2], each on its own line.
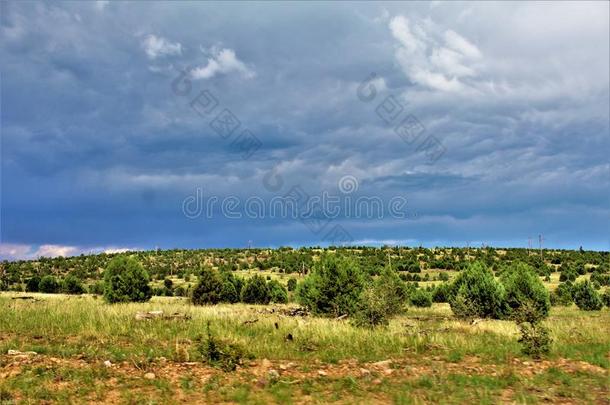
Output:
[1, 292, 608, 403]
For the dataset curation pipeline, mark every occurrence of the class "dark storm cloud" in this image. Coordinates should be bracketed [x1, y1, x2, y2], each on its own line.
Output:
[1, 1, 608, 258]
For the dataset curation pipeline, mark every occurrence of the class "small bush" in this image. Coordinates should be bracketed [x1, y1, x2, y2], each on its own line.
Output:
[241, 275, 271, 304]
[518, 322, 552, 358]
[198, 322, 250, 371]
[601, 290, 610, 307]
[353, 267, 407, 327]
[296, 254, 366, 317]
[550, 282, 573, 306]
[39, 275, 59, 294]
[410, 289, 432, 307]
[501, 262, 550, 323]
[432, 283, 450, 303]
[559, 270, 577, 282]
[174, 285, 187, 297]
[219, 280, 239, 303]
[448, 262, 507, 319]
[62, 275, 86, 295]
[103, 256, 152, 303]
[287, 278, 297, 292]
[25, 276, 41, 292]
[572, 280, 603, 311]
[88, 281, 105, 295]
[192, 268, 223, 305]
[268, 280, 288, 303]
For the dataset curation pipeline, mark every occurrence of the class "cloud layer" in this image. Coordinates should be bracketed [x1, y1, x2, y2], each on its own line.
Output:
[1, 2, 608, 258]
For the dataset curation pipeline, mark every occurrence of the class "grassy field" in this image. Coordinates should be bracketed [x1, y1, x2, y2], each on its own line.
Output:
[1, 293, 608, 404]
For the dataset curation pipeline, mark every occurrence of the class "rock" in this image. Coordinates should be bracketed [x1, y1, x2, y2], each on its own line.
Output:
[261, 358, 272, 369]
[268, 369, 280, 380]
[317, 370, 328, 377]
[103, 360, 112, 368]
[372, 360, 392, 370]
[7, 350, 37, 356]
[144, 372, 156, 380]
[372, 378, 382, 385]
[383, 369, 394, 376]
[360, 368, 371, 376]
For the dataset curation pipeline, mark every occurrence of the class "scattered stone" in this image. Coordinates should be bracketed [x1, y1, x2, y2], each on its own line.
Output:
[7, 350, 37, 356]
[360, 368, 371, 376]
[372, 378, 382, 385]
[317, 370, 328, 377]
[372, 360, 392, 370]
[135, 311, 191, 321]
[268, 369, 280, 380]
[144, 372, 156, 380]
[103, 360, 112, 368]
[261, 358, 272, 369]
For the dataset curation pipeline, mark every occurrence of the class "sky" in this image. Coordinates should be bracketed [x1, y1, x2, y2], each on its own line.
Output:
[1, 1, 609, 260]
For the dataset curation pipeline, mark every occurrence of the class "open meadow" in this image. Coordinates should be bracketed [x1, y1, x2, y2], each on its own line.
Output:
[1, 291, 608, 404]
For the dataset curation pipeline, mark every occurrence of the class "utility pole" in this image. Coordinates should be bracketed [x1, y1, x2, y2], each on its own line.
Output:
[539, 234, 544, 259]
[528, 236, 532, 255]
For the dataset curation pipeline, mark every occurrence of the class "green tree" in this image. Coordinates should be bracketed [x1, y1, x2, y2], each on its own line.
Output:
[219, 280, 240, 303]
[268, 280, 288, 303]
[550, 282, 574, 306]
[296, 255, 366, 317]
[62, 275, 86, 295]
[103, 256, 152, 303]
[572, 280, 603, 311]
[39, 275, 59, 294]
[192, 268, 223, 305]
[501, 262, 550, 323]
[241, 275, 271, 304]
[448, 262, 507, 319]
[353, 267, 408, 327]
[25, 276, 41, 292]
[410, 289, 433, 307]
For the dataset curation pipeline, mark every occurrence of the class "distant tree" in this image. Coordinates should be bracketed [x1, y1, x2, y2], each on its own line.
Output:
[62, 275, 86, 295]
[103, 256, 152, 303]
[219, 280, 239, 303]
[241, 275, 271, 304]
[39, 275, 59, 294]
[25, 276, 41, 292]
[601, 290, 610, 308]
[192, 268, 223, 305]
[297, 255, 366, 317]
[88, 281, 105, 295]
[448, 262, 507, 319]
[572, 280, 603, 311]
[287, 278, 297, 292]
[410, 289, 433, 307]
[501, 262, 550, 323]
[550, 282, 574, 306]
[353, 266, 408, 327]
[268, 280, 288, 304]
[432, 283, 451, 303]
